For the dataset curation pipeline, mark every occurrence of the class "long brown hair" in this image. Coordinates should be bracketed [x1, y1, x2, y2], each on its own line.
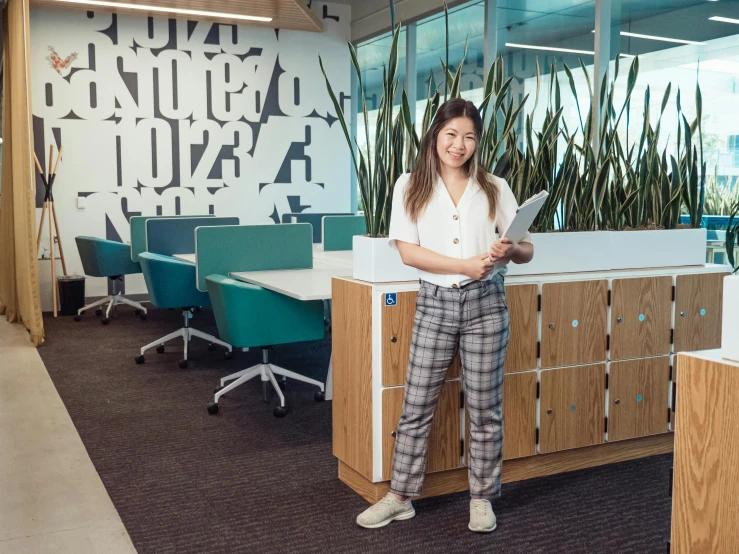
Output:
[405, 98, 499, 222]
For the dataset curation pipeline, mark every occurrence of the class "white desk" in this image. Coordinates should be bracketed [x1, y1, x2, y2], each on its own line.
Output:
[229, 266, 349, 301]
[173, 253, 196, 264]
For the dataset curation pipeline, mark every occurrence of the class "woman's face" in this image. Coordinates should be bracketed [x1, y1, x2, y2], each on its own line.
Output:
[435, 116, 477, 171]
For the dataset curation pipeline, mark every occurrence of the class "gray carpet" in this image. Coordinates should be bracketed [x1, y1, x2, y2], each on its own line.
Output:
[38, 306, 673, 553]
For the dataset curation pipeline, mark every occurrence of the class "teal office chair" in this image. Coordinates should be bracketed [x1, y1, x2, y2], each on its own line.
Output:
[74, 236, 147, 324]
[205, 274, 325, 418]
[136, 253, 232, 368]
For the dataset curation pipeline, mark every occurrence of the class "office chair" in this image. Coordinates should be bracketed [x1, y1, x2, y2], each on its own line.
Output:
[205, 274, 325, 418]
[74, 236, 147, 324]
[136, 252, 232, 369]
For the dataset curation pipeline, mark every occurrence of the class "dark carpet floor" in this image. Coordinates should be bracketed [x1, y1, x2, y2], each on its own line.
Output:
[38, 306, 673, 554]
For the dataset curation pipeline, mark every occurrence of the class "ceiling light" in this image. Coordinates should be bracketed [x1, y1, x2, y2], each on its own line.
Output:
[619, 31, 704, 45]
[505, 43, 594, 55]
[709, 16, 739, 24]
[53, 0, 272, 22]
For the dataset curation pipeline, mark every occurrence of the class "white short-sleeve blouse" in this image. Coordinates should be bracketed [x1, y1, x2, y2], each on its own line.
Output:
[388, 172, 532, 288]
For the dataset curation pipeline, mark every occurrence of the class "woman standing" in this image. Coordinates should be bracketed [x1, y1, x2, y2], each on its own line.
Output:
[356, 98, 534, 533]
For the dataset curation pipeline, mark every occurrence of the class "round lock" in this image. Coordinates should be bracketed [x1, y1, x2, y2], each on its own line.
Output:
[572, 319, 579, 328]
[700, 308, 706, 317]
[391, 431, 397, 437]
[680, 312, 686, 317]
[549, 323, 555, 329]
[570, 404, 577, 412]
[636, 394, 643, 402]
[617, 317, 622, 323]
[390, 336, 397, 343]
[615, 399, 620, 404]
[639, 313, 645, 322]
[547, 409, 553, 414]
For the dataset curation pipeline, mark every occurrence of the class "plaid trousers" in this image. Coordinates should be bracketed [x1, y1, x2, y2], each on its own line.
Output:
[389, 275, 509, 500]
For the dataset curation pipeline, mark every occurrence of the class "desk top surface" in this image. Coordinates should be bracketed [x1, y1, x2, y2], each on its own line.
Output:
[229, 266, 350, 300]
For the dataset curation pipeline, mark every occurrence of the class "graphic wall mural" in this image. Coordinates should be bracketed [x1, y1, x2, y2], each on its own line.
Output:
[30, 4, 350, 301]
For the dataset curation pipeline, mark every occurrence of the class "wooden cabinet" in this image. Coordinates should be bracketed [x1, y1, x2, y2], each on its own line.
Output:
[671, 353, 739, 553]
[541, 280, 608, 368]
[464, 371, 538, 464]
[607, 357, 670, 442]
[670, 355, 678, 432]
[504, 284, 539, 373]
[674, 273, 729, 353]
[501, 371, 538, 459]
[610, 277, 672, 360]
[381, 380, 462, 480]
[381, 291, 460, 386]
[539, 364, 606, 454]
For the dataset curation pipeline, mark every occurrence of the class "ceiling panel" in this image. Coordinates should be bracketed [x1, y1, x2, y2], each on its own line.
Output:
[29, 0, 324, 32]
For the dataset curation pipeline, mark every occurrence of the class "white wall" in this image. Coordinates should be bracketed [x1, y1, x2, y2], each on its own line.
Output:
[30, 3, 351, 311]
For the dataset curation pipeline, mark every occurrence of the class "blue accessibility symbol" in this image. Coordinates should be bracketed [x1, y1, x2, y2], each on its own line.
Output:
[385, 293, 397, 306]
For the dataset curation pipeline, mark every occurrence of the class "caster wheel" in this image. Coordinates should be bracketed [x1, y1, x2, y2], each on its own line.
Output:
[95, 309, 103, 316]
[223, 351, 233, 360]
[214, 385, 223, 394]
[278, 379, 287, 390]
[208, 343, 216, 352]
[101, 318, 110, 325]
[314, 391, 326, 402]
[139, 313, 148, 321]
[178, 359, 189, 369]
[135, 355, 145, 364]
[73, 315, 81, 322]
[134, 309, 141, 315]
[207, 403, 219, 415]
[156, 345, 165, 354]
[273, 406, 287, 418]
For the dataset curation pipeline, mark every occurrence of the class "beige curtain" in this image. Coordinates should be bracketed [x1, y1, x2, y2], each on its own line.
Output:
[0, 0, 44, 345]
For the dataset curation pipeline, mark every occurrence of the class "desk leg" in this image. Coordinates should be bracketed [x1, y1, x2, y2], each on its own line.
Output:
[325, 352, 332, 401]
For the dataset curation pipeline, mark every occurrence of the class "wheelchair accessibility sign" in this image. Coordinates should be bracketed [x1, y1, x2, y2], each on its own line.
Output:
[385, 293, 397, 306]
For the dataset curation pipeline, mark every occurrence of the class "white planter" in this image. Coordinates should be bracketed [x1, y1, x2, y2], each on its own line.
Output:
[352, 236, 419, 283]
[506, 228, 708, 276]
[722, 274, 739, 363]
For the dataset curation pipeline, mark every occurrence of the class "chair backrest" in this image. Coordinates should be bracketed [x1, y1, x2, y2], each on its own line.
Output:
[138, 252, 210, 309]
[130, 215, 213, 262]
[281, 212, 354, 243]
[322, 215, 367, 251]
[146, 217, 239, 256]
[195, 223, 313, 291]
[75, 236, 141, 277]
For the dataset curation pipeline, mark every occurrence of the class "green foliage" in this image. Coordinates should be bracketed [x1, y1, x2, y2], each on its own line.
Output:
[320, 1, 711, 237]
[701, 172, 739, 216]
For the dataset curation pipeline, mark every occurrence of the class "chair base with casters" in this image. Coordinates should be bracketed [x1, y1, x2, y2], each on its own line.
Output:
[208, 347, 324, 418]
[74, 277, 148, 324]
[135, 307, 232, 369]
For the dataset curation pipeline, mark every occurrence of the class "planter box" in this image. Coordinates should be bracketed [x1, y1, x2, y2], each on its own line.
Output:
[507, 228, 707, 276]
[722, 275, 739, 364]
[352, 236, 419, 283]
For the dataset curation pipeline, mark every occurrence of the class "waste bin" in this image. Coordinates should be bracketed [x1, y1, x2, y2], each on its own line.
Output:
[57, 275, 86, 316]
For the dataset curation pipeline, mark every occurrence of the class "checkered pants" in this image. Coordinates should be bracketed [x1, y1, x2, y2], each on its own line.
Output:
[389, 275, 509, 500]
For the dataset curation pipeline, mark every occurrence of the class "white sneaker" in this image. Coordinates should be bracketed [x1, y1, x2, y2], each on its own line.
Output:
[356, 493, 416, 529]
[469, 499, 497, 533]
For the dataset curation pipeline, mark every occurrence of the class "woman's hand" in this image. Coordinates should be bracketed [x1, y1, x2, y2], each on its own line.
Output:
[461, 253, 496, 280]
[489, 238, 519, 264]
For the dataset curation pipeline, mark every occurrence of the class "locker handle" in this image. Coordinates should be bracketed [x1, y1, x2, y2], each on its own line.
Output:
[614, 399, 620, 404]
[390, 336, 397, 343]
[548, 323, 555, 329]
[547, 409, 553, 414]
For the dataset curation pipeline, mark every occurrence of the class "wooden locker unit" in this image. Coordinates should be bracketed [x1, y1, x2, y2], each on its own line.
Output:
[674, 272, 729, 353]
[608, 357, 670, 442]
[502, 371, 538, 459]
[381, 381, 462, 480]
[381, 291, 461, 385]
[610, 277, 672, 360]
[541, 280, 608, 368]
[539, 364, 607, 454]
[503, 284, 539, 373]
